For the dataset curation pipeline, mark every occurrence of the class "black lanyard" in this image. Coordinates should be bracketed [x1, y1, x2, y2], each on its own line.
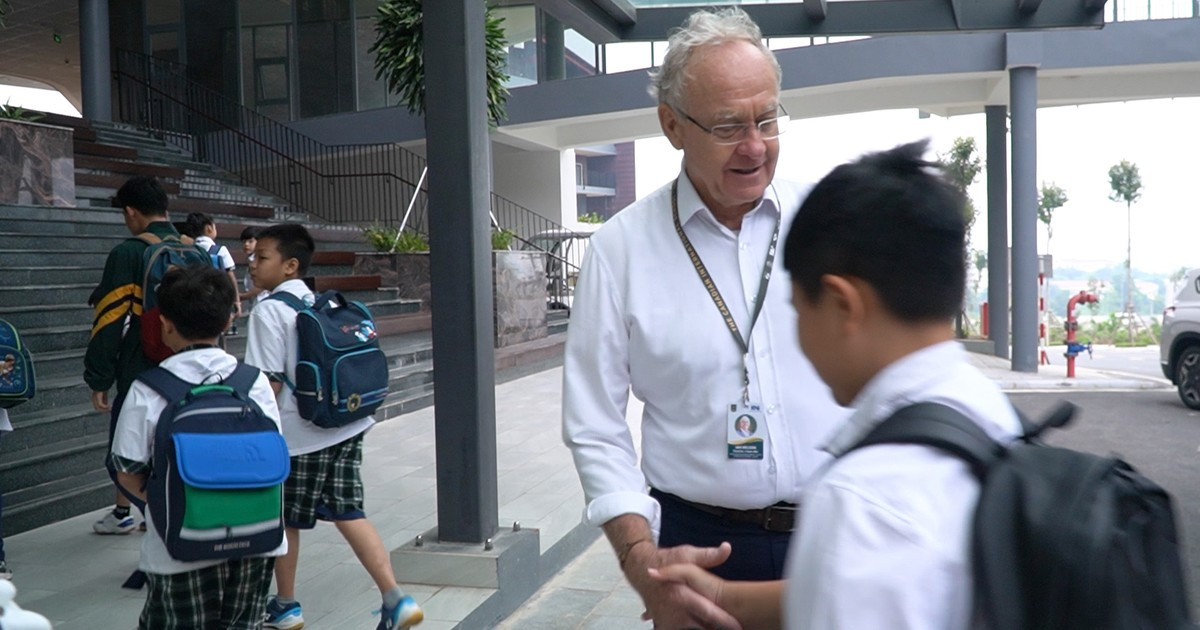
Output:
[670, 179, 779, 402]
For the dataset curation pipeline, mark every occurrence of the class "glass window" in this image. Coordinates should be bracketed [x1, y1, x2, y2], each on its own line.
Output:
[149, 31, 180, 63]
[603, 42, 653, 73]
[494, 6, 537, 87]
[564, 29, 597, 77]
[297, 0, 355, 118]
[242, 24, 293, 120]
[241, 0, 293, 27]
[146, 0, 181, 25]
[356, 17, 386, 110]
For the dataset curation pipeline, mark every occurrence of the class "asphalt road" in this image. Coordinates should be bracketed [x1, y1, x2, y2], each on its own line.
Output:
[1010, 390, 1200, 613]
[1044, 343, 1169, 381]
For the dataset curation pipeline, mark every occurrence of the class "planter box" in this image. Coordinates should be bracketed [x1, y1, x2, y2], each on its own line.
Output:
[493, 250, 548, 348]
[0, 119, 75, 206]
[354, 252, 431, 311]
[354, 250, 549, 348]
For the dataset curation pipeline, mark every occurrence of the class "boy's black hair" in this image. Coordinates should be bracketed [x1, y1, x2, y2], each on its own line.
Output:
[112, 176, 169, 217]
[182, 212, 214, 239]
[256, 223, 315, 276]
[783, 139, 967, 322]
[156, 264, 235, 340]
[240, 226, 259, 241]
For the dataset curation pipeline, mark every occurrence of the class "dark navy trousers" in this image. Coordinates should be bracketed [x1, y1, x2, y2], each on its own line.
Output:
[655, 490, 793, 581]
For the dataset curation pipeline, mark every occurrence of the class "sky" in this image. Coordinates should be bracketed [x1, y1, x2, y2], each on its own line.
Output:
[5, 81, 1196, 276]
[636, 96, 1200, 277]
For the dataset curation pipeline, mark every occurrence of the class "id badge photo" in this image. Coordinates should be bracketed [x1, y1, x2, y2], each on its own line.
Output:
[727, 401, 766, 459]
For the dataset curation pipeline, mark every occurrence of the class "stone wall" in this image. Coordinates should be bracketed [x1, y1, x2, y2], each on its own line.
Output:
[0, 120, 75, 206]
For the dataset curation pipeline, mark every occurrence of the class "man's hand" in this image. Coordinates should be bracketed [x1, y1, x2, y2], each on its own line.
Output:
[91, 390, 110, 412]
[647, 563, 726, 613]
[625, 541, 742, 630]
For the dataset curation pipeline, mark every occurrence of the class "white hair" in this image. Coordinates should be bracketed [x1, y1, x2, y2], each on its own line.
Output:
[647, 7, 781, 109]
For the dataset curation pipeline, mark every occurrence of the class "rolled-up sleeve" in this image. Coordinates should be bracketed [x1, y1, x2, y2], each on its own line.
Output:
[561, 244, 661, 534]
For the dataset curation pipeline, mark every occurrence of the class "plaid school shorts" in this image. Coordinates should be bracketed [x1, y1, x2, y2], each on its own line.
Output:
[284, 433, 367, 528]
[139, 557, 275, 630]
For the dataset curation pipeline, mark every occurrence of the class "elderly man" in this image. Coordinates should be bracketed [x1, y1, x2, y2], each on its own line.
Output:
[562, 6, 847, 629]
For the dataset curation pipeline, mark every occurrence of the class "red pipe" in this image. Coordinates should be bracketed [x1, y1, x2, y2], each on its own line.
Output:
[1065, 291, 1099, 378]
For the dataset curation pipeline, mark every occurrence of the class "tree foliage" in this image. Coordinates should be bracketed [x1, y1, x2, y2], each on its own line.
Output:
[1037, 182, 1068, 243]
[1108, 160, 1143, 206]
[370, 0, 511, 125]
[940, 137, 983, 232]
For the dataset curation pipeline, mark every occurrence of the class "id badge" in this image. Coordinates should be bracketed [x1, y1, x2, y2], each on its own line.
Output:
[727, 401, 766, 459]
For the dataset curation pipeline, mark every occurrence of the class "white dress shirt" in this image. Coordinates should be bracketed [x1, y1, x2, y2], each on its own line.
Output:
[783, 341, 1022, 630]
[562, 172, 848, 536]
[244, 279, 375, 455]
[193, 235, 236, 271]
[111, 348, 288, 575]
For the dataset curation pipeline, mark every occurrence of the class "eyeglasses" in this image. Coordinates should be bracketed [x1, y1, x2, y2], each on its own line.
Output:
[675, 104, 790, 145]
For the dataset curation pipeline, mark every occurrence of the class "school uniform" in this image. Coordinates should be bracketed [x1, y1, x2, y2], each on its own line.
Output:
[783, 341, 1022, 629]
[193, 235, 236, 272]
[111, 347, 287, 630]
[244, 279, 376, 528]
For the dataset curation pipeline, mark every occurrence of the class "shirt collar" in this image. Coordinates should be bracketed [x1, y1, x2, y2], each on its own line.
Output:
[822, 340, 969, 457]
[271, 278, 311, 297]
[674, 167, 779, 228]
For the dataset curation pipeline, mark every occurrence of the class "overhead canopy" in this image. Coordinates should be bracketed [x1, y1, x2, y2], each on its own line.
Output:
[534, 0, 1107, 43]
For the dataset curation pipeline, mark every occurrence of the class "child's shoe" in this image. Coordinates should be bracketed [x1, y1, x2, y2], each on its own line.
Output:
[0, 561, 12, 580]
[92, 510, 136, 535]
[263, 596, 305, 629]
[377, 595, 423, 630]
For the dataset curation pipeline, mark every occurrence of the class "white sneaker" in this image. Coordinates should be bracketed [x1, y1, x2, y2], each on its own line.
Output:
[93, 511, 137, 535]
[0, 561, 12, 579]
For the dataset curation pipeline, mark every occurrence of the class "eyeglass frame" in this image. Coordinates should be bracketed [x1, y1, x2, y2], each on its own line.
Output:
[673, 103, 790, 145]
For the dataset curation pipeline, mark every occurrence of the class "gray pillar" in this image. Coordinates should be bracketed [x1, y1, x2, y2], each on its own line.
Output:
[985, 105, 1009, 359]
[79, 0, 112, 122]
[423, 0, 499, 543]
[539, 12, 566, 82]
[1009, 66, 1038, 373]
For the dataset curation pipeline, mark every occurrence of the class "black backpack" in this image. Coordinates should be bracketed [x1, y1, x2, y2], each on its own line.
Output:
[852, 401, 1194, 630]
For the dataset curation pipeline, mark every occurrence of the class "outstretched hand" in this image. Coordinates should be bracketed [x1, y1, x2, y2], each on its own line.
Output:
[627, 542, 743, 630]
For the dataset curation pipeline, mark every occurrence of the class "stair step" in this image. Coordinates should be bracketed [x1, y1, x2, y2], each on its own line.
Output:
[0, 217, 127, 237]
[0, 266, 103, 287]
[0, 434, 110, 494]
[0, 233, 123, 253]
[0, 249, 110, 266]
[2, 401, 107, 454]
[73, 141, 138, 160]
[76, 172, 182, 194]
[0, 303, 94, 329]
[5, 469, 114, 536]
[75, 155, 185, 180]
[20, 324, 91, 354]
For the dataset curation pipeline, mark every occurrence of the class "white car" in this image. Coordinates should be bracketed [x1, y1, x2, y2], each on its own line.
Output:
[1160, 268, 1200, 408]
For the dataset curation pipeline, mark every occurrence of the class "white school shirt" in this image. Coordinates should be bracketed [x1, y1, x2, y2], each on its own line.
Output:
[110, 348, 288, 575]
[562, 172, 848, 536]
[194, 235, 236, 271]
[783, 341, 1022, 630]
[244, 279, 375, 455]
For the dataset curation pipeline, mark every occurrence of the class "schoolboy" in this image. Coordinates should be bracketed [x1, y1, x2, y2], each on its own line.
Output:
[245, 224, 423, 630]
[647, 140, 1024, 629]
[86, 176, 179, 535]
[239, 226, 268, 308]
[111, 264, 286, 629]
[183, 212, 244, 322]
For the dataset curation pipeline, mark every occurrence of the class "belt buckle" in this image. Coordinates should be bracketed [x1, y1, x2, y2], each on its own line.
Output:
[762, 505, 796, 532]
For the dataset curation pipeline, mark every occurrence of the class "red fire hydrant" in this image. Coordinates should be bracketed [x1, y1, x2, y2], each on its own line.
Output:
[1064, 291, 1098, 378]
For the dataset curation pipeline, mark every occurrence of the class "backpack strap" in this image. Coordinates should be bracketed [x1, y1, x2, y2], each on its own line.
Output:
[267, 291, 307, 312]
[221, 363, 261, 396]
[851, 402, 1005, 480]
[133, 233, 162, 246]
[137, 366, 192, 403]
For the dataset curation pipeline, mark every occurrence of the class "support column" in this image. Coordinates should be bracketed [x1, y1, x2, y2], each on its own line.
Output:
[1009, 65, 1038, 373]
[423, 0, 498, 543]
[538, 11, 566, 82]
[79, 0, 112, 122]
[985, 105, 1009, 359]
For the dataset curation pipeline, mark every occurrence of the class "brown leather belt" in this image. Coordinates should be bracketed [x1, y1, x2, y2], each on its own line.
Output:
[651, 488, 798, 533]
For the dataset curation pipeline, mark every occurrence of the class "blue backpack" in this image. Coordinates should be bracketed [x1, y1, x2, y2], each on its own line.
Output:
[269, 291, 389, 428]
[0, 320, 35, 408]
[206, 243, 224, 270]
[135, 233, 212, 362]
[138, 364, 289, 562]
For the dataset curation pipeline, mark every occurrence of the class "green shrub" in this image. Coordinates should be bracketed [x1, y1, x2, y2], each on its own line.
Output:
[578, 212, 605, 225]
[492, 228, 516, 251]
[362, 225, 428, 253]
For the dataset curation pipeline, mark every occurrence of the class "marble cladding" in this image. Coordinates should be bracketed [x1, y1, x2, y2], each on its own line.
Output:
[353, 250, 548, 348]
[354, 252, 432, 311]
[0, 120, 75, 207]
[494, 250, 548, 348]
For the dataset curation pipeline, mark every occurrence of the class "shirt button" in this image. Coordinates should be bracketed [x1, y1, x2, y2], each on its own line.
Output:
[767, 405, 776, 414]
[758, 350, 768, 358]
[740, 242, 749, 251]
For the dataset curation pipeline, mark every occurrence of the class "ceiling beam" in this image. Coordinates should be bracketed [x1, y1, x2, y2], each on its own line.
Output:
[545, 0, 1106, 43]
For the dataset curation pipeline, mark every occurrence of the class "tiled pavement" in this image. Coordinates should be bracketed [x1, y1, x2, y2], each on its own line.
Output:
[1, 344, 1168, 628]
